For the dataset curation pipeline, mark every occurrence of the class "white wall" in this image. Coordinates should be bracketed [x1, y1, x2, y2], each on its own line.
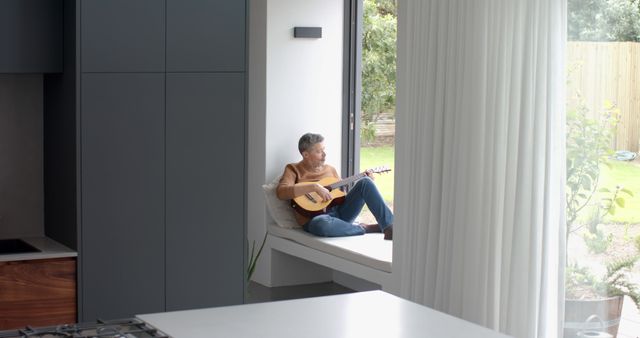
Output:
[248, 0, 345, 286]
[265, 0, 344, 179]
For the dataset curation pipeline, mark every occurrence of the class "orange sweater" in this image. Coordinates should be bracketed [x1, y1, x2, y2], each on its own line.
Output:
[276, 162, 340, 225]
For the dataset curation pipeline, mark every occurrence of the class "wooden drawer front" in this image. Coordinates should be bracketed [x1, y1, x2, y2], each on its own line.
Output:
[0, 258, 76, 329]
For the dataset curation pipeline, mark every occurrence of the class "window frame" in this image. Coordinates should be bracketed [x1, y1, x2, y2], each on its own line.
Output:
[342, 0, 362, 179]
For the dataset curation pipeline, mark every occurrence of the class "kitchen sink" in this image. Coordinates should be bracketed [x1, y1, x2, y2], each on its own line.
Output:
[0, 238, 40, 255]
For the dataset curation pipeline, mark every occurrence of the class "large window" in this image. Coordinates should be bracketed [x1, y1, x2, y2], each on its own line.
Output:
[344, 0, 397, 224]
[565, 1, 640, 336]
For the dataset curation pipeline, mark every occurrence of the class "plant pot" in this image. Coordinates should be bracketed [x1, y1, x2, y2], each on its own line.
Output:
[564, 296, 623, 338]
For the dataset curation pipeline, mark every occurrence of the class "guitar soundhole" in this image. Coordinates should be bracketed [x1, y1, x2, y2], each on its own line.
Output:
[305, 193, 317, 203]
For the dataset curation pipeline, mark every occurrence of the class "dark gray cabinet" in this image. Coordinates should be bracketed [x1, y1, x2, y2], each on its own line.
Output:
[81, 0, 165, 73]
[43, 0, 248, 321]
[165, 73, 245, 311]
[80, 73, 165, 320]
[0, 0, 62, 73]
[166, 0, 245, 72]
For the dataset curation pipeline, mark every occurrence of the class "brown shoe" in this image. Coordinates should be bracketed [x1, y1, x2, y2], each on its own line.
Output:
[359, 223, 382, 233]
[383, 226, 393, 240]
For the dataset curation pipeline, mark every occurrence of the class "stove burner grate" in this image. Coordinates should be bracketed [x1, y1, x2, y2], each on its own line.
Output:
[0, 318, 169, 338]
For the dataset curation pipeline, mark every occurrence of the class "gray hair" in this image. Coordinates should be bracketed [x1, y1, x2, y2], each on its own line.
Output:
[298, 133, 324, 154]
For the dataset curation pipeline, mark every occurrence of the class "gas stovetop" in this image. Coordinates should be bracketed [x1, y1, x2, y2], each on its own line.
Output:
[0, 318, 169, 338]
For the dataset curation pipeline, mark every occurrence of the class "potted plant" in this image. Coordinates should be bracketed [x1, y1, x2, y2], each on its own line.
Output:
[247, 232, 268, 282]
[564, 68, 637, 338]
[564, 257, 640, 338]
[245, 232, 268, 303]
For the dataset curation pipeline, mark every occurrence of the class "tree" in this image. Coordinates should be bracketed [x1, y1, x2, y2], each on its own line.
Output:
[565, 96, 633, 245]
[603, 0, 640, 41]
[566, 98, 616, 241]
[361, 0, 397, 143]
[373, 0, 396, 16]
[568, 0, 606, 40]
[568, 0, 640, 41]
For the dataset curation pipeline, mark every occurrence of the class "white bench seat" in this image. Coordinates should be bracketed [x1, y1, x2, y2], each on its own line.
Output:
[267, 225, 393, 288]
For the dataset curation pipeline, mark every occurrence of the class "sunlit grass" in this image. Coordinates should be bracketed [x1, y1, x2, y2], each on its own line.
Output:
[361, 147, 640, 224]
[359, 146, 394, 203]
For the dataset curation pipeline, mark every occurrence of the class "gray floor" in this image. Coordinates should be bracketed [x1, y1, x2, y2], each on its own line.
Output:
[246, 281, 355, 304]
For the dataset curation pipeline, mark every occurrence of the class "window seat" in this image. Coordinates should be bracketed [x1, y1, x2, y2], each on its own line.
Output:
[267, 224, 392, 288]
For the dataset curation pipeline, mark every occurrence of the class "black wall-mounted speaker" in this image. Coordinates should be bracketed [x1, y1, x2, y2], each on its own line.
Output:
[294, 27, 322, 38]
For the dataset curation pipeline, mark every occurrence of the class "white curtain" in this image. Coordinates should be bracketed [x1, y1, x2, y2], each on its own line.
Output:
[393, 1, 566, 337]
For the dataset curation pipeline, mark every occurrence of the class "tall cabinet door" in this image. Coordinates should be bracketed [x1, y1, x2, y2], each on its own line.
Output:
[81, 0, 165, 73]
[80, 73, 165, 320]
[166, 0, 245, 72]
[166, 73, 245, 311]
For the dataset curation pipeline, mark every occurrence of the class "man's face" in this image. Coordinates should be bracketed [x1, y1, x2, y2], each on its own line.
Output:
[303, 142, 326, 166]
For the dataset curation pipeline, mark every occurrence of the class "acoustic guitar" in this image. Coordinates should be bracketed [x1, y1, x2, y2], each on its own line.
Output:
[291, 166, 391, 218]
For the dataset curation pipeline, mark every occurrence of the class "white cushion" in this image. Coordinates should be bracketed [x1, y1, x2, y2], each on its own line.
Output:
[263, 175, 301, 229]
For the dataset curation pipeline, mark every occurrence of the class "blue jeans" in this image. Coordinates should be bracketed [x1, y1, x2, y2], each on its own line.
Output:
[303, 177, 393, 237]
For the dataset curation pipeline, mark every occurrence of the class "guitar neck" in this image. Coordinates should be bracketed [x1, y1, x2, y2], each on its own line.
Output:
[326, 172, 367, 190]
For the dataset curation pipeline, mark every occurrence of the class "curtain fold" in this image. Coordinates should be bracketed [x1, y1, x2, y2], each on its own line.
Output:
[393, 1, 566, 337]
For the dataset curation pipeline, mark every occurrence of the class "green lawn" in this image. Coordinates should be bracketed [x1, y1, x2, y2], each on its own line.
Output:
[360, 146, 640, 224]
[359, 146, 395, 202]
[597, 160, 640, 223]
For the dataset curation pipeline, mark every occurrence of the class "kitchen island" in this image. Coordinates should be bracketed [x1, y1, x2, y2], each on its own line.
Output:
[0, 237, 76, 262]
[138, 290, 512, 338]
[0, 237, 76, 329]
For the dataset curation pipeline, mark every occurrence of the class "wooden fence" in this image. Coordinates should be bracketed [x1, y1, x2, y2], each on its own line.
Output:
[373, 42, 640, 151]
[567, 42, 640, 152]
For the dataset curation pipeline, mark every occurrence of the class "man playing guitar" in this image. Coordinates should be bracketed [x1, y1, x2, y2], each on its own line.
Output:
[276, 133, 393, 240]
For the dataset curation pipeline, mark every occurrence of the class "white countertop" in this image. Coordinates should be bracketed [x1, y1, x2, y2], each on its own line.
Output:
[138, 290, 512, 338]
[0, 237, 77, 262]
